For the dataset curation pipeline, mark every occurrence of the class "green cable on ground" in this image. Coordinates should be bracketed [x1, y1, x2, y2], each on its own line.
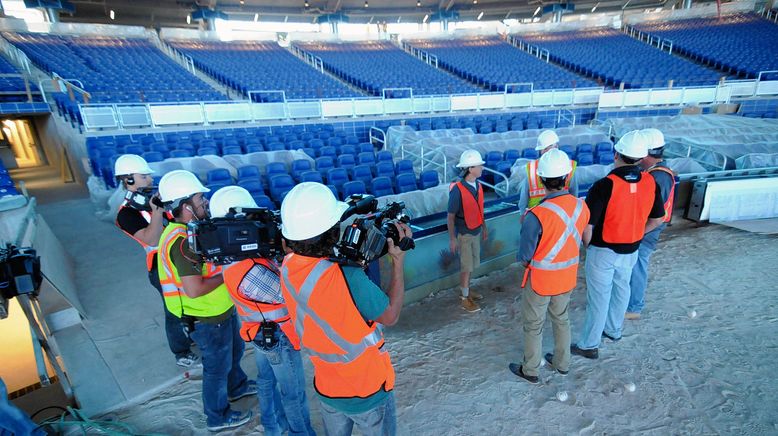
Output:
[37, 406, 168, 436]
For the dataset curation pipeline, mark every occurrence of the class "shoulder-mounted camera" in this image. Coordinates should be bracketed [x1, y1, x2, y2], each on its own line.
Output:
[187, 207, 283, 265]
[123, 186, 163, 211]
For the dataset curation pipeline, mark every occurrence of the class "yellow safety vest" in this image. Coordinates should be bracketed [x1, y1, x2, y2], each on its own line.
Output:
[157, 223, 234, 318]
[526, 159, 577, 209]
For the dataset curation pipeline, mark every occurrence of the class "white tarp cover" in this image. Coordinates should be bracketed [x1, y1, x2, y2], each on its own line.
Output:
[606, 114, 778, 167]
[221, 150, 313, 174]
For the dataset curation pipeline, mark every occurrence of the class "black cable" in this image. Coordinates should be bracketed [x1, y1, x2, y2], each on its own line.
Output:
[29, 404, 69, 422]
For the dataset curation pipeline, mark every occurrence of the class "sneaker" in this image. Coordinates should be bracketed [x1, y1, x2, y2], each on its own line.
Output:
[176, 352, 199, 368]
[625, 312, 641, 320]
[602, 331, 621, 342]
[544, 353, 568, 375]
[207, 410, 252, 432]
[570, 344, 599, 359]
[228, 380, 258, 402]
[461, 297, 481, 312]
[468, 290, 484, 301]
[508, 363, 539, 384]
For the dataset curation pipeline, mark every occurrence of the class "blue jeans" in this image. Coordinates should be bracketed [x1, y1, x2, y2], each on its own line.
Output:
[577, 246, 639, 350]
[628, 224, 665, 314]
[149, 265, 193, 359]
[251, 329, 315, 436]
[0, 377, 45, 435]
[189, 310, 250, 427]
[319, 392, 396, 436]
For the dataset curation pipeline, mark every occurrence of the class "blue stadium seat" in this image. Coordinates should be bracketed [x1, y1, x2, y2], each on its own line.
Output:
[577, 153, 594, 166]
[319, 146, 337, 159]
[342, 181, 368, 199]
[357, 152, 376, 167]
[198, 146, 218, 156]
[254, 195, 275, 210]
[238, 179, 265, 198]
[326, 168, 350, 193]
[375, 161, 395, 179]
[597, 154, 614, 165]
[358, 143, 374, 154]
[299, 170, 324, 184]
[376, 150, 394, 163]
[316, 156, 335, 178]
[266, 162, 288, 180]
[503, 149, 521, 163]
[419, 170, 439, 190]
[170, 149, 192, 158]
[340, 144, 357, 156]
[142, 151, 163, 163]
[371, 177, 394, 197]
[269, 174, 295, 202]
[351, 165, 373, 187]
[337, 154, 357, 171]
[522, 149, 539, 160]
[222, 145, 242, 155]
[395, 159, 414, 175]
[291, 159, 313, 181]
[237, 165, 261, 182]
[207, 168, 232, 185]
[395, 173, 418, 194]
[560, 145, 576, 159]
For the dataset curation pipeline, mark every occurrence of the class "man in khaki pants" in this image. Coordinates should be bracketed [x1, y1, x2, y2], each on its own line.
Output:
[448, 149, 489, 313]
[509, 149, 589, 383]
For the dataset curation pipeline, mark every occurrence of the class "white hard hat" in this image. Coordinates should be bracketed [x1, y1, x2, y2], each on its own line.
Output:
[114, 154, 153, 176]
[640, 128, 665, 150]
[158, 170, 209, 204]
[535, 130, 560, 151]
[537, 148, 573, 178]
[614, 130, 649, 159]
[281, 182, 350, 241]
[209, 186, 258, 218]
[456, 149, 485, 168]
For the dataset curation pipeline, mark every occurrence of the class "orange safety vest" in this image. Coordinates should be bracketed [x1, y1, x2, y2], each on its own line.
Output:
[525, 195, 589, 296]
[223, 258, 301, 349]
[526, 159, 578, 209]
[448, 181, 484, 230]
[116, 202, 158, 271]
[602, 172, 656, 245]
[647, 165, 675, 224]
[280, 254, 395, 400]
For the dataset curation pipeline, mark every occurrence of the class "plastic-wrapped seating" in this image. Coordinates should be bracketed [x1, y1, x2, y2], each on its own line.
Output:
[504, 149, 521, 163]
[342, 181, 368, 199]
[577, 153, 594, 166]
[597, 154, 614, 165]
[522, 149, 539, 160]
[418, 170, 440, 190]
[560, 145, 576, 159]
[395, 173, 418, 194]
[299, 171, 323, 184]
[371, 177, 395, 197]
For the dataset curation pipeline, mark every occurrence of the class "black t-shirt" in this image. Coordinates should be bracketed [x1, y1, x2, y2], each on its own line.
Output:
[585, 165, 665, 254]
[117, 206, 150, 236]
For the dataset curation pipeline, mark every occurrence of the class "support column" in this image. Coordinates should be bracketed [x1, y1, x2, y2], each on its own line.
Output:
[46, 8, 60, 23]
[205, 18, 216, 31]
[682, 0, 692, 9]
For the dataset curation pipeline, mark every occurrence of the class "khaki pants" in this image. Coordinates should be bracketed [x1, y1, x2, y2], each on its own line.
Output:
[521, 287, 572, 377]
[457, 233, 481, 273]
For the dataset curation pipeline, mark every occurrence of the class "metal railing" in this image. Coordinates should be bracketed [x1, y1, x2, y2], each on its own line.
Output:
[369, 127, 387, 150]
[0, 35, 32, 75]
[289, 45, 325, 74]
[622, 24, 674, 55]
[150, 34, 196, 75]
[401, 42, 439, 68]
[506, 35, 550, 63]
[0, 73, 37, 102]
[760, 8, 778, 23]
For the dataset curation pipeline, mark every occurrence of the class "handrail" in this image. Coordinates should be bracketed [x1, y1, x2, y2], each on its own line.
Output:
[506, 35, 550, 63]
[289, 44, 325, 74]
[401, 42, 440, 68]
[622, 23, 674, 55]
[479, 167, 511, 197]
[369, 126, 387, 151]
[0, 35, 32, 76]
[51, 72, 91, 103]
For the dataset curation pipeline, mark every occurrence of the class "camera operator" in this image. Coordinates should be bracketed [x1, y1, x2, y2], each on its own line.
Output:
[279, 182, 411, 436]
[156, 170, 253, 432]
[208, 186, 316, 436]
[113, 154, 197, 368]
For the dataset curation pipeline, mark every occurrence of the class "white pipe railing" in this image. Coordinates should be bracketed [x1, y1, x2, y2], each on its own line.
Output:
[290, 44, 325, 74]
[402, 42, 440, 68]
[0, 35, 32, 76]
[76, 78, 777, 133]
[506, 35, 550, 63]
[369, 127, 387, 150]
[622, 24, 674, 55]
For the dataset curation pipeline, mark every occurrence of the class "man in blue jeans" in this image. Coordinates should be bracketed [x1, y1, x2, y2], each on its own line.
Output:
[572, 131, 665, 359]
[211, 186, 315, 436]
[626, 128, 675, 320]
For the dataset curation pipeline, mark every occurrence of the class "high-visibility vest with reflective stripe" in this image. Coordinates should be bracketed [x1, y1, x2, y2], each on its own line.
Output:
[647, 164, 675, 224]
[448, 181, 484, 231]
[526, 159, 577, 209]
[602, 172, 656, 245]
[116, 202, 158, 271]
[280, 253, 395, 400]
[158, 223, 234, 318]
[223, 258, 301, 349]
[528, 195, 589, 296]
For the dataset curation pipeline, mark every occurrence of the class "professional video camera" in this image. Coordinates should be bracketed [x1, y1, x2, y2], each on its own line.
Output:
[0, 244, 42, 319]
[187, 207, 283, 265]
[123, 186, 164, 211]
[335, 194, 415, 266]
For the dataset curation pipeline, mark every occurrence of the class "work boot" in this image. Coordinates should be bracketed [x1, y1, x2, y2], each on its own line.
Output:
[625, 312, 641, 320]
[570, 344, 598, 359]
[461, 296, 481, 312]
[469, 290, 484, 301]
[602, 331, 621, 342]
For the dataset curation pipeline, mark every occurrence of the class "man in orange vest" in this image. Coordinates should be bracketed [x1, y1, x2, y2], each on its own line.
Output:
[157, 170, 253, 432]
[519, 130, 579, 215]
[209, 186, 315, 436]
[626, 128, 676, 320]
[572, 131, 665, 359]
[448, 149, 489, 313]
[113, 154, 196, 367]
[279, 182, 411, 436]
[509, 149, 590, 383]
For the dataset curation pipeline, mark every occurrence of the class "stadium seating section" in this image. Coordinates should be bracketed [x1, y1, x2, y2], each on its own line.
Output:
[518, 28, 723, 89]
[166, 39, 362, 100]
[0, 55, 41, 103]
[293, 40, 482, 96]
[405, 36, 597, 91]
[633, 13, 778, 80]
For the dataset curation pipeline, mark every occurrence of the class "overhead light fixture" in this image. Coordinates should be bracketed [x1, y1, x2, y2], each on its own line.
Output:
[239, 0, 245, 5]
[533, 6, 542, 16]
[364, 1, 369, 7]
[187, 14, 191, 24]
[417, 0, 422, 6]
[304, 1, 309, 8]
[477, 11, 484, 20]
[254, 13, 259, 21]
[109, 9, 115, 20]
[423, 14, 429, 22]
[473, 0, 478, 4]
[591, 2, 599, 12]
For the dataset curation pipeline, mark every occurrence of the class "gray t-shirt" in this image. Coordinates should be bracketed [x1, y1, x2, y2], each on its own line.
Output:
[448, 179, 483, 236]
